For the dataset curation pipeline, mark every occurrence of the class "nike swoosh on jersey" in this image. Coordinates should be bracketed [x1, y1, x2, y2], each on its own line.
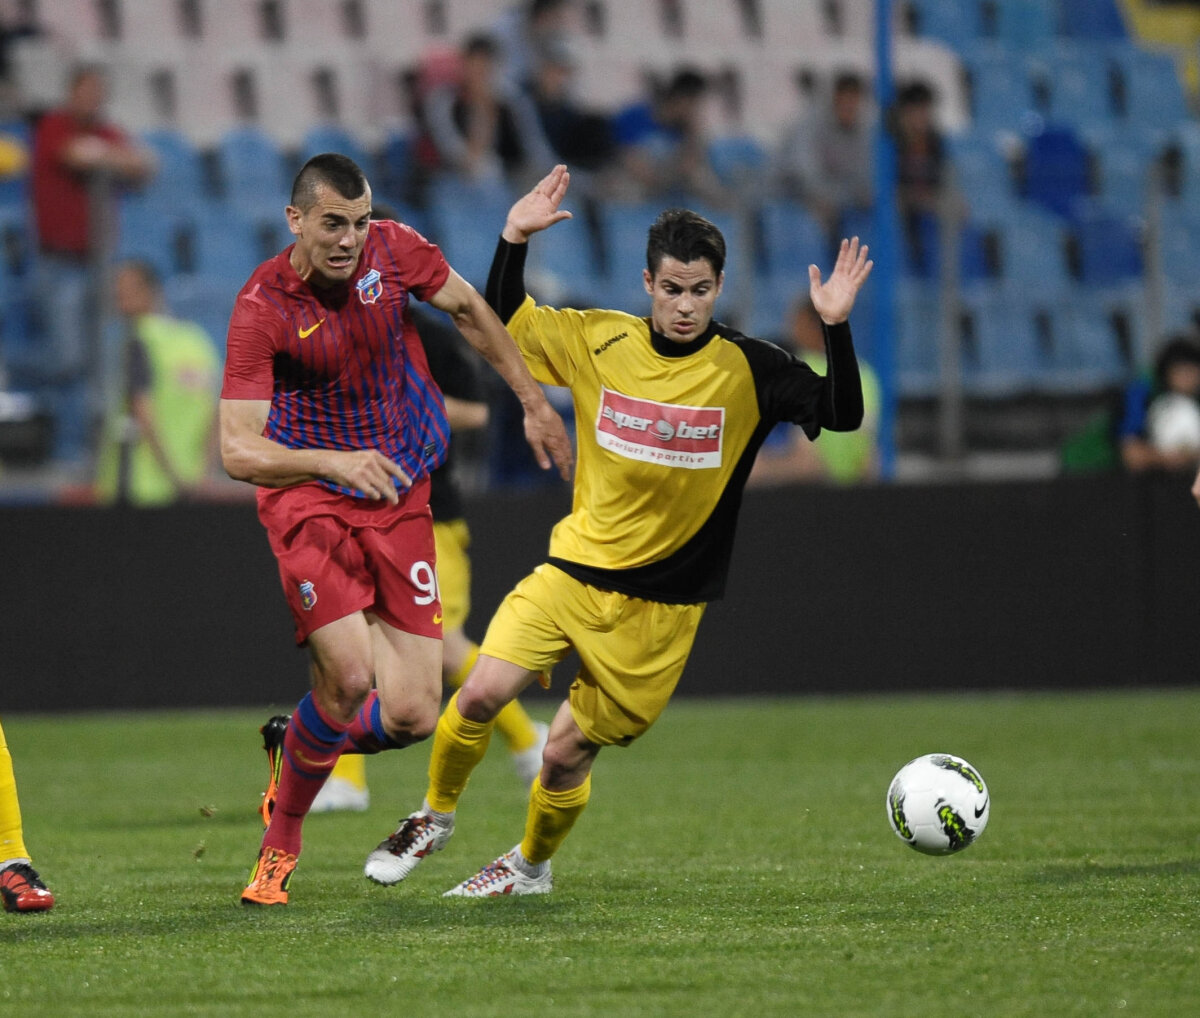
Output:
[298, 319, 326, 338]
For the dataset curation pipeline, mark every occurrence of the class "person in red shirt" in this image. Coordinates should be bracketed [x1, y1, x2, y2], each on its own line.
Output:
[222, 152, 573, 906]
[31, 64, 154, 466]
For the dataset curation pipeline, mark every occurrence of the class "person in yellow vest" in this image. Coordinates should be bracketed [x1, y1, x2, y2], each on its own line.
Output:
[94, 260, 221, 505]
[749, 293, 879, 486]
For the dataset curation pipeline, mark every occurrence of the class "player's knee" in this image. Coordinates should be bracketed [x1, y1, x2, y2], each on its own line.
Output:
[454, 677, 506, 723]
[540, 734, 596, 788]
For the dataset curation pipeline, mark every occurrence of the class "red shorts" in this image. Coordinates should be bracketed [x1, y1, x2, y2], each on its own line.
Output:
[256, 479, 442, 644]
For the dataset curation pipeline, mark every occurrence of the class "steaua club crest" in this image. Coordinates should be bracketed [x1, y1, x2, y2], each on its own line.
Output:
[299, 580, 317, 611]
[356, 267, 383, 304]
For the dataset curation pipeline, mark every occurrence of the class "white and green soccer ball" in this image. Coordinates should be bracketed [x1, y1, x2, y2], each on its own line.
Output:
[886, 753, 990, 855]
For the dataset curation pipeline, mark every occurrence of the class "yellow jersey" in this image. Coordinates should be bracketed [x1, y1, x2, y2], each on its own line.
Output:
[507, 296, 852, 603]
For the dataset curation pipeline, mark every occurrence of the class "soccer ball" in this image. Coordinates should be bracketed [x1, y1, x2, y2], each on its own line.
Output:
[1146, 392, 1200, 454]
[886, 753, 990, 856]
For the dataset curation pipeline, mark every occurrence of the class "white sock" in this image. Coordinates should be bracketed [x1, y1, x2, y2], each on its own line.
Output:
[509, 846, 548, 877]
[422, 800, 455, 828]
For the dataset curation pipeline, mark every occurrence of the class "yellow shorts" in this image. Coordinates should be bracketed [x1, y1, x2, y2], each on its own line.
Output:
[480, 563, 706, 747]
[433, 518, 471, 632]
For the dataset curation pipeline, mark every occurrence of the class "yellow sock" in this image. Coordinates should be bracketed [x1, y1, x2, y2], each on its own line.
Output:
[328, 752, 367, 790]
[0, 721, 30, 864]
[520, 774, 591, 865]
[446, 643, 540, 754]
[426, 691, 493, 814]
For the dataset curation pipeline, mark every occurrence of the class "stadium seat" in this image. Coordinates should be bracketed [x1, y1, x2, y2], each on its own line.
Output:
[214, 125, 290, 209]
[895, 277, 941, 397]
[757, 198, 830, 279]
[1044, 299, 1129, 392]
[1020, 123, 1090, 219]
[1071, 203, 1143, 287]
[1112, 45, 1189, 139]
[962, 51, 1037, 133]
[958, 283, 1045, 396]
[425, 176, 515, 291]
[191, 202, 283, 282]
[594, 200, 662, 310]
[706, 134, 769, 189]
[524, 213, 602, 307]
[117, 194, 197, 278]
[947, 132, 1019, 226]
[906, 0, 982, 51]
[163, 273, 240, 358]
[991, 209, 1071, 291]
[297, 123, 373, 171]
[989, 0, 1056, 51]
[1033, 41, 1119, 136]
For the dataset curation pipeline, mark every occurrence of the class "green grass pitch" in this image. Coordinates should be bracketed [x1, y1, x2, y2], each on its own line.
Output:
[2, 689, 1197, 1017]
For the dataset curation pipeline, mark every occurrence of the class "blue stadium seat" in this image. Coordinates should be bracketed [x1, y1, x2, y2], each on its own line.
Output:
[1044, 299, 1129, 392]
[594, 200, 661, 310]
[1034, 41, 1119, 136]
[1112, 45, 1189, 138]
[425, 176, 515, 291]
[947, 132, 1019, 225]
[1020, 124, 1090, 219]
[215, 126, 290, 210]
[962, 51, 1037, 132]
[907, 0, 982, 51]
[1072, 202, 1143, 286]
[163, 273, 240, 358]
[895, 278, 941, 397]
[990, 0, 1057, 51]
[1090, 133, 1152, 217]
[758, 198, 829, 279]
[191, 202, 282, 282]
[525, 213, 602, 307]
[706, 134, 768, 189]
[992, 209, 1071, 291]
[1059, 0, 1127, 40]
[958, 283, 1045, 396]
[298, 123, 373, 172]
[1156, 216, 1200, 288]
[117, 194, 194, 278]
[139, 127, 206, 207]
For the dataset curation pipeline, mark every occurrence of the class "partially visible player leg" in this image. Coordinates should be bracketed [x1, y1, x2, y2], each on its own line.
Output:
[443, 629, 548, 784]
[445, 699, 598, 897]
[364, 656, 539, 885]
[0, 720, 53, 913]
[244, 614, 374, 905]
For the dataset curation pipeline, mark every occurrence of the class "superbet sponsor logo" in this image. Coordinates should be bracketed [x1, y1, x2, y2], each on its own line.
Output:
[596, 388, 724, 468]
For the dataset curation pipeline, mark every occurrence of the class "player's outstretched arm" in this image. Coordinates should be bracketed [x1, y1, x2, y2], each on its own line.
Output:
[501, 164, 573, 244]
[428, 270, 574, 480]
[808, 236, 873, 325]
[219, 398, 411, 502]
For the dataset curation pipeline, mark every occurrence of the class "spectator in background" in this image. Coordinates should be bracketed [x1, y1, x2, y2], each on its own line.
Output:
[490, 0, 578, 96]
[750, 294, 879, 486]
[775, 70, 874, 249]
[610, 67, 726, 206]
[93, 259, 221, 507]
[418, 33, 553, 191]
[1120, 333, 1200, 474]
[528, 37, 615, 179]
[31, 64, 155, 470]
[890, 79, 952, 276]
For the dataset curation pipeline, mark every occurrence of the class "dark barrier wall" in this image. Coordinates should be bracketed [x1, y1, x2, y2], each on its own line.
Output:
[2, 473, 1198, 712]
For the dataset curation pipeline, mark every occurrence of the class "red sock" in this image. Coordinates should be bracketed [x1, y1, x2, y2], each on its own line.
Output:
[263, 693, 348, 857]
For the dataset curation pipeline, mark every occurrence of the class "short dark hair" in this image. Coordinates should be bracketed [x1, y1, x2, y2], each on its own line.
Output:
[646, 208, 726, 278]
[290, 152, 368, 210]
[1155, 333, 1200, 389]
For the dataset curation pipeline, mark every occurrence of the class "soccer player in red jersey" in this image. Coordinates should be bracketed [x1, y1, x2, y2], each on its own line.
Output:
[221, 153, 573, 905]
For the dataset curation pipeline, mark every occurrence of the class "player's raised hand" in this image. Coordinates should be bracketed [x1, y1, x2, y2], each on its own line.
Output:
[808, 237, 873, 325]
[522, 396, 575, 481]
[502, 164, 573, 243]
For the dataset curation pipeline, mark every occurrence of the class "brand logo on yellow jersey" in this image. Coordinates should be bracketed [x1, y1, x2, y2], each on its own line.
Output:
[595, 388, 724, 469]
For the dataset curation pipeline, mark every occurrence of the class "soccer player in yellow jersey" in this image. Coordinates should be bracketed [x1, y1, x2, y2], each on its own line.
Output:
[363, 165, 872, 894]
[0, 719, 54, 913]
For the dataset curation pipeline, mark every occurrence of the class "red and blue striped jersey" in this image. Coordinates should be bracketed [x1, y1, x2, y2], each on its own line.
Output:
[221, 220, 452, 498]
